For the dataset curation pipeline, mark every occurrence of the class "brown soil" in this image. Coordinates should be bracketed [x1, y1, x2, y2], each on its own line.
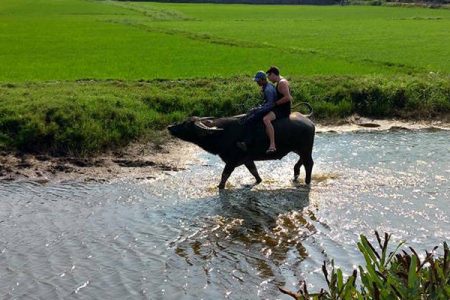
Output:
[315, 115, 450, 133]
[0, 139, 200, 184]
[1, 117, 448, 184]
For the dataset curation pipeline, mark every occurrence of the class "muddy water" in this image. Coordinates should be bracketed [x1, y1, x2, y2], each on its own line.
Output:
[0, 130, 448, 299]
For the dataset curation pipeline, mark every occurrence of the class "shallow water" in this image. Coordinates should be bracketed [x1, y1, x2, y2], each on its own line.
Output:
[0, 130, 449, 299]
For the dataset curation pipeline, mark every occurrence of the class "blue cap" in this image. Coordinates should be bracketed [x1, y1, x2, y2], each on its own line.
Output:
[253, 71, 267, 81]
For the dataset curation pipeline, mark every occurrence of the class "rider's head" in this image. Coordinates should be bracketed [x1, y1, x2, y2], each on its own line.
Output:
[266, 66, 280, 83]
[253, 71, 267, 86]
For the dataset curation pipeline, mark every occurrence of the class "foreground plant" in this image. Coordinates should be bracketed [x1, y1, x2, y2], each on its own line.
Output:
[280, 232, 450, 299]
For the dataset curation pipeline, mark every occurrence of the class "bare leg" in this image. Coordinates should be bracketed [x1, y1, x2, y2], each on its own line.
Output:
[244, 161, 262, 184]
[263, 112, 276, 152]
[218, 164, 236, 189]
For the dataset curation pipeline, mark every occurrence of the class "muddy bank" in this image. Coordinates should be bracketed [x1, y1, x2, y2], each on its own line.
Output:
[0, 118, 448, 183]
[316, 115, 450, 133]
[0, 140, 201, 184]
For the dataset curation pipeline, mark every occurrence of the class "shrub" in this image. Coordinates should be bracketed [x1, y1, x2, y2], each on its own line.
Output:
[279, 232, 450, 300]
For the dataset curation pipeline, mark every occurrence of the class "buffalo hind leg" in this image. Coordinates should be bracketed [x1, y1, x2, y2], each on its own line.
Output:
[245, 161, 262, 185]
[218, 164, 236, 189]
[293, 156, 304, 181]
[303, 153, 314, 184]
[295, 150, 314, 184]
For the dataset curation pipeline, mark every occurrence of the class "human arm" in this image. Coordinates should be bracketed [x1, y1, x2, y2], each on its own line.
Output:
[275, 80, 293, 106]
[259, 85, 277, 112]
[244, 86, 276, 123]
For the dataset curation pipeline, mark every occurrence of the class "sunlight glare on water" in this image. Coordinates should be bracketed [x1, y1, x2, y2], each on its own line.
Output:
[0, 130, 448, 299]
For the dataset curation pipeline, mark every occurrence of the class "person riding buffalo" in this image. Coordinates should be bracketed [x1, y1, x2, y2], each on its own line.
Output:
[236, 70, 277, 152]
[263, 66, 292, 154]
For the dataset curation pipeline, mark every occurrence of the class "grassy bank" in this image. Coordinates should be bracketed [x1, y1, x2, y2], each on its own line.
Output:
[1, 75, 448, 155]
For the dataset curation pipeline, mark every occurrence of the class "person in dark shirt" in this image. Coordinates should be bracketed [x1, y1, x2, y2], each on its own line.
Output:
[263, 66, 292, 154]
[237, 71, 277, 152]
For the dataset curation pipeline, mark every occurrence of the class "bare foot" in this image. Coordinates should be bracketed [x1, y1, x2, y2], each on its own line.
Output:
[266, 147, 276, 154]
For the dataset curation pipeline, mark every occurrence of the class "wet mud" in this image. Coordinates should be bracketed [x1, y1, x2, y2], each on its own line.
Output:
[0, 140, 199, 184]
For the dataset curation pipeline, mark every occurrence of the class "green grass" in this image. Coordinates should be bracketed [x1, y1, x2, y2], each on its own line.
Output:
[1, 0, 449, 82]
[0, 0, 449, 154]
[1, 75, 448, 155]
[136, 2, 450, 73]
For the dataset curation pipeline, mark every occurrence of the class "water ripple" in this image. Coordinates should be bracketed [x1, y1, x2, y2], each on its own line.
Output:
[0, 131, 448, 298]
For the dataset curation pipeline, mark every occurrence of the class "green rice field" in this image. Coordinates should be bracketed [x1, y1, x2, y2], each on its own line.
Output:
[1, 0, 449, 81]
[0, 0, 449, 154]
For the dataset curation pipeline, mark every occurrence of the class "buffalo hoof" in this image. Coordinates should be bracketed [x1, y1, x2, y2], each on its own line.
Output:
[218, 183, 225, 189]
[293, 176, 299, 182]
[256, 178, 262, 184]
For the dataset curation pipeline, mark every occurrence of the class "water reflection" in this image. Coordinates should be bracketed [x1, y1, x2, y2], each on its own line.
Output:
[165, 186, 314, 298]
[0, 131, 448, 299]
[176, 188, 311, 256]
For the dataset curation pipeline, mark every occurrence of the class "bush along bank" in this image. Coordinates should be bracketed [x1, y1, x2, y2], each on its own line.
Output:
[279, 232, 450, 300]
[0, 74, 449, 155]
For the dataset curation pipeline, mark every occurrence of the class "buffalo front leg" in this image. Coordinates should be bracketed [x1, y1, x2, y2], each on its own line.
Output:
[244, 161, 262, 184]
[218, 164, 236, 189]
[293, 156, 304, 181]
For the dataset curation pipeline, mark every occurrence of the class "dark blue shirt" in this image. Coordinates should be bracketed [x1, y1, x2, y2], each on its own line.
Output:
[260, 83, 277, 112]
[245, 83, 277, 123]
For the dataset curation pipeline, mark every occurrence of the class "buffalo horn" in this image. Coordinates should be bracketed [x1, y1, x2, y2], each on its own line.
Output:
[194, 120, 223, 133]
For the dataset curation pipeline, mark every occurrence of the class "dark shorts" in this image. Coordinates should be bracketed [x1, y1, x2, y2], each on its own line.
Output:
[272, 105, 290, 120]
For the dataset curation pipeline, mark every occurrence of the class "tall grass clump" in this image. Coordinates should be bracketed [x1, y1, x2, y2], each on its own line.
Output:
[280, 232, 450, 300]
[0, 79, 260, 155]
[0, 74, 448, 155]
[0, 95, 155, 155]
[292, 75, 450, 120]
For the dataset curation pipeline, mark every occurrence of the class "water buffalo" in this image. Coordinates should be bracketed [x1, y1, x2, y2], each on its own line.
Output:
[168, 111, 315, 189]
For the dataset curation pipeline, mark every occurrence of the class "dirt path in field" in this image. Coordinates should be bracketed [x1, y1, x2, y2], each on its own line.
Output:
[0, 117, 448, 184]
